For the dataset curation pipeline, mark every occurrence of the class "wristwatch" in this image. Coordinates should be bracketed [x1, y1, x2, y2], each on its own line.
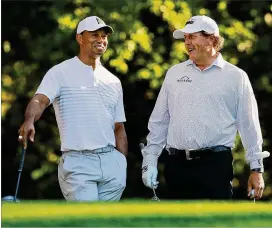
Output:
[251, 168, 264, 173]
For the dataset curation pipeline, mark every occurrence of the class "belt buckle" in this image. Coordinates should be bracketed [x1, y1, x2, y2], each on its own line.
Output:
[185, 149, 200, 160]
[185, 149, 193, 160]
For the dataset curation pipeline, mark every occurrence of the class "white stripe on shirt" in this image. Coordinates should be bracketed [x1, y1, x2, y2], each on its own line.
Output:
[36, 57, 126, 151]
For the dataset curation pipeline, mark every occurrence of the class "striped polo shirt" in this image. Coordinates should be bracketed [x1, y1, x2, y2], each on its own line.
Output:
[142, 54, 263, 169]
[36, 56, 126, 151]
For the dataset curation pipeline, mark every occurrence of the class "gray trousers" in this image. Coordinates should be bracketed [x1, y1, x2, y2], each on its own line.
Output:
[58, 146, 127, 201]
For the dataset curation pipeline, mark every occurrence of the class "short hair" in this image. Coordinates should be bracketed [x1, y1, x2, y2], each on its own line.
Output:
[200, 31, 224, 52]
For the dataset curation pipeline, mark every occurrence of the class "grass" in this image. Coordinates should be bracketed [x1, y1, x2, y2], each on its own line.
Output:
[2, 200, 272, 227]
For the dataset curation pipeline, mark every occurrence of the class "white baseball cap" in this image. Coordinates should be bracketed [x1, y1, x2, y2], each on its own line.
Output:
[77, 16, 114, 34]
[173, 15, 219, 39]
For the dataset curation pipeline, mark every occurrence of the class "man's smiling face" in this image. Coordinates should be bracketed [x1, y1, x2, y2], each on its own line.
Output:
[184, 32, 213, 63]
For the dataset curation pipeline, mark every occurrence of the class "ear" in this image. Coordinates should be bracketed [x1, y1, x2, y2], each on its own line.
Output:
[76, 34, 83, 45]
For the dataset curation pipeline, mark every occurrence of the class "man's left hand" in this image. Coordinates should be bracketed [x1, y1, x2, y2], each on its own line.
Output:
[247, 171, 264, 199]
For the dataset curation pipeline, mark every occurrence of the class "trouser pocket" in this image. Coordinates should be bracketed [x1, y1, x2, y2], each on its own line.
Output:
[58, 153, 81, 200]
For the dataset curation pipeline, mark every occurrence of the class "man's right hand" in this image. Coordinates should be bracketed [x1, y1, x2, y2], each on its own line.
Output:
[142, 165, 159, 189]
[17, 94, 49, 146]
[18, 121, 35, 144]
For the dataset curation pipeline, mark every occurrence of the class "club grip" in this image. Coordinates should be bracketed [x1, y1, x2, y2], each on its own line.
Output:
[23, 140, 28, 150]
[18, 148, 26, 172]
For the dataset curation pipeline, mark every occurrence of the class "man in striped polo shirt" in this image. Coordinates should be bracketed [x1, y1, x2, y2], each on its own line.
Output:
[141, 15, 270, 200]
[18, 16, 128, 201]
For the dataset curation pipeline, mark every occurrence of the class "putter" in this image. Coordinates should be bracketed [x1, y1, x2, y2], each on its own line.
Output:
[139, 143, 160, 202]
[14, 140, 27, 202]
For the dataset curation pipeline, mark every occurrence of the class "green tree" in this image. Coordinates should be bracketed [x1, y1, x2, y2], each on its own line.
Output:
[2, 0, 271, 199]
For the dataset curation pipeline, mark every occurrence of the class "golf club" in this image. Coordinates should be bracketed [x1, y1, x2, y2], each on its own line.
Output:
[14, 140, 27, 202]
[251, 189, 255, 204]
[139, 143, 160, 201]
[151, 187, 160, 201]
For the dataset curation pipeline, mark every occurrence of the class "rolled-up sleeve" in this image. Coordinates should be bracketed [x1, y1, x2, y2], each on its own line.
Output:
[236, 71, 263, 169]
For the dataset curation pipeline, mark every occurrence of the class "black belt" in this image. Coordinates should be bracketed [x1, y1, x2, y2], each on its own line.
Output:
[168, 145, 230, 160]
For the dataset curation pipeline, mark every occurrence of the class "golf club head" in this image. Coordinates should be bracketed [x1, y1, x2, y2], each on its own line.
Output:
[2, 195, 20, 202]
[150, 188, 160, 202]
[150, 195, 160, 201]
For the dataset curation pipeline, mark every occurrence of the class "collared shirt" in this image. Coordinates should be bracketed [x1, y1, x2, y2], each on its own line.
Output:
[142, 54, 263, 169]
[36, 56, 126, 151]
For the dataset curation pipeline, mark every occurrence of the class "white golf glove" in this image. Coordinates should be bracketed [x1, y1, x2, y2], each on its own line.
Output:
[142, 165, 159, 189]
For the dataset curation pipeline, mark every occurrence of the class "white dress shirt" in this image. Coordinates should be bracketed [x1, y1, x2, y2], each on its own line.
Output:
[142, 54, 263, 169]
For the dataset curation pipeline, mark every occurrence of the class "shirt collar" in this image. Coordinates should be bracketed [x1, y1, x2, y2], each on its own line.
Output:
[186, 53, 225, 69]
[212, 53, 225, 68]
[74, 56, 102, 69]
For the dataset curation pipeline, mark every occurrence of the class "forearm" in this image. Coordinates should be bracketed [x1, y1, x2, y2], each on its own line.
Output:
[237, 73, 264, 169]
[141, 112, 169, 168]
[238, 118, 265, 169]
[145, 118, 169, 154]
[142, 80, 170, 166]
[115, 123, 128, 156]
[24, 97, 47, 123]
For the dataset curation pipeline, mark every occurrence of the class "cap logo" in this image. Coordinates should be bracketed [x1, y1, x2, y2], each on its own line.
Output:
[96, 17, 105, 25]
[185, 19, 195, 25]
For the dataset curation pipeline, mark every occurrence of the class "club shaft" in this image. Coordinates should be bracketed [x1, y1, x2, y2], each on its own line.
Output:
[14, 171, 22, 202]
[153, 188, 160, 200]
[14, 147, 27, 202]
[153, 188, 157, 197]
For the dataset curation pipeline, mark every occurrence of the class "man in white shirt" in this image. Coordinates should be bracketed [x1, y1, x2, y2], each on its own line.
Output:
[18, 16, 128, 201]
[141, 15, 269, 199]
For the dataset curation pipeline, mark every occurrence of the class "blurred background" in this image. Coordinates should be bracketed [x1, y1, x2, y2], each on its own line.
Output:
[2, 0, 272, 200]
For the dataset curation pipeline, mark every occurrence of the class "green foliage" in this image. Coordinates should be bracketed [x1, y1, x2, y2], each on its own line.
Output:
[2, 0, 272, 199]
